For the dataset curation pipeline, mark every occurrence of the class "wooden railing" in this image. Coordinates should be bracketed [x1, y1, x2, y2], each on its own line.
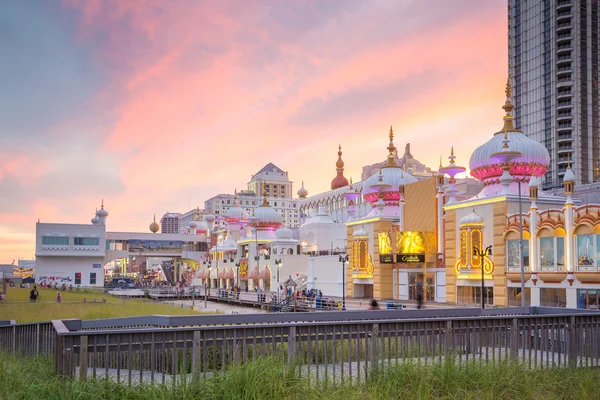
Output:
[1, 308, 599, 385]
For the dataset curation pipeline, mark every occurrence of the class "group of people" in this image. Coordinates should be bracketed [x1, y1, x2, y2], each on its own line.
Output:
[28, 286, 63, 303]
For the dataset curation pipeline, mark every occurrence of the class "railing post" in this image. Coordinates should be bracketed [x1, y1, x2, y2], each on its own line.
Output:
[191, 331, 201, 378]
[444, 320, 454, 354]
[79, 335, 88, 380]
[510, 318, 519, 359]
[287, 326, 297, 364]
[54, 334, 64, 377]
[36, 323, 41, 356]
[369, 323, 379, 363]
[567, 316, 577, 368]
[11, 325, 16, 355]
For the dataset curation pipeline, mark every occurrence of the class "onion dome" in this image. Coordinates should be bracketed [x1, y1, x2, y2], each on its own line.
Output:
[275, 225, 293, 239]
[188, 219, 198, 229]
[362, 126, 418, 204]
[248, 191, 283, 230]
[205, 208, 215, 224]
[225, 189, 247, 224]
[459, 210, 483, 226]
[149, 214, 160, 233]
[297, 181, 308, 198]
[563, 161, 575, 183]
[353, 227, 368, 238]
[91, 209, 99, 225]
[96, 200, 108, 217]
[331, 145, 349, 189]
[469, 79, 550, 185]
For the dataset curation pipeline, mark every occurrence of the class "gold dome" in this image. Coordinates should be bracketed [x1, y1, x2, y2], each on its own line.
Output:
[149, 214, 160, 233]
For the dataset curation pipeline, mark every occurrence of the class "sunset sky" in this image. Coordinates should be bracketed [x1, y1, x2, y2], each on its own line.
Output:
[1, 0, 508, 264]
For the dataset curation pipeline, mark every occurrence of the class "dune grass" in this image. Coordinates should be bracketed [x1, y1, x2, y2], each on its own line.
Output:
[1, 353, 599, 400]
[0, 288, 201, 323]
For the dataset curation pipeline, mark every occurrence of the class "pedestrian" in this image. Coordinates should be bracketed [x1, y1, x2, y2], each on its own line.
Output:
[29, 286, 39, 303]
[416, 275, 424, 309]
[56, 291, 62, 303]
[368, 299, 380, 310]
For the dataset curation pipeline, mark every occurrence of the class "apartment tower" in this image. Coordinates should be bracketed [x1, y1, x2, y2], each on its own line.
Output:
[509, 0, 600, 189]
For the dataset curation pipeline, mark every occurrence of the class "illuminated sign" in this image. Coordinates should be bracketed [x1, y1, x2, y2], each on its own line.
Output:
[379, 254, 394, 264]
[239, 259, 248, 279]
[396, 254, 425, 263]
[397, 231, 426, 254]
[12, 267, 34, 278]
[378, 232, 393, 254]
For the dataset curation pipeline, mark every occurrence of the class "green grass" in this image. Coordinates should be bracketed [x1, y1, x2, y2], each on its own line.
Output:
[1, 353, 599, 399]
[0, 288, 203, 323]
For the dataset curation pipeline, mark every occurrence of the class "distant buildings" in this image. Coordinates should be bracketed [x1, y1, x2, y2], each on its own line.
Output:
[160, 213, 180, 234]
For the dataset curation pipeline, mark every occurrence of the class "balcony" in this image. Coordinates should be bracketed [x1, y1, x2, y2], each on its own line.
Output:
[556, 78, 573, 88]
[557, 101, 572, 110]
[557, 133, 573, 142]
[557, 33, 573, 42]
[557, 66, 572, 75]
[557, 90, 572, 99]
[556, 11, 573, 21]
[557, 112, 573, 121]
[557, 123, 573, 131]
[557, 1, 572, 9]
[557, 146, 573, 153]
[557, 54, 573, 63]
[557, 44, 573, 53]
[557, 21, 573, 30]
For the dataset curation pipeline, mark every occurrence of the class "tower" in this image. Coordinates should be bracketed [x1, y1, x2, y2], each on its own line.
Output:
[509, 0, 600, 188]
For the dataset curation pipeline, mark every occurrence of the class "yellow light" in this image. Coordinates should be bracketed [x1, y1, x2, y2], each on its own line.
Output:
[346, 217, 381, 226]
[443, 196, 507, 211]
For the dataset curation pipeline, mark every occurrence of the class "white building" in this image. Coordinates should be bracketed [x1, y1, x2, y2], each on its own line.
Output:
[34, 204, 209, 287]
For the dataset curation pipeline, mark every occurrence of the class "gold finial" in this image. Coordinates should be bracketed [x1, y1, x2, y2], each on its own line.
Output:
[567, 152, 571, 169]
[101, 199, 104, 209]
[262, 190, 269, 206]
[439, 155, 443, 168]
[302, 180, 304, 186]
[451, 146, 454, 156]
[505, 77, 511, 98]
[497, 75, 521, 135]
[336, 145, 344, 168]
[350, 176, 353, 184]
[338, 144, 341, 151]
[37, 218, 40, 223]
[383, 126, 398, 168]
[153, 214, 156, 223]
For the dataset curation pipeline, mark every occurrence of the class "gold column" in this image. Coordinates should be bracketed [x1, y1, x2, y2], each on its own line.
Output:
[373, 221, 393, 299]
[346, 228, 354, 297]
[492, 202, 509, 306]
[444, 209, 457, 304]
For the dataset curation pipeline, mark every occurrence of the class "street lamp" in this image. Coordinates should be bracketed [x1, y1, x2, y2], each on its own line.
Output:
[235, 262, 240, 291]
[472, 245, 493, 309]
[338, 255, 349, 310]
[275, 259, 282, 302]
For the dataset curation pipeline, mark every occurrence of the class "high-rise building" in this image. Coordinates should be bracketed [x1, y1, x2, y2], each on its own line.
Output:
[160, 213, 180, 234]
[509, 0, 600, 189]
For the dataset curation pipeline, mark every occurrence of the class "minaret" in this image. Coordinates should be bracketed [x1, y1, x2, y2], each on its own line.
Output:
[436, 156, 445, 257]
[331, 145, 349, 189]
[563, 158, 575, 275]
[439, 146, 466, 204]
[96, 200, 109, 226]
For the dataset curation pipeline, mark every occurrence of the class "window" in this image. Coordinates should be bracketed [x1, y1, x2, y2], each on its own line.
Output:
[90, 273, 96, 285]
[578, 289, 600, 309]
[508, 287, 530, 307]
[576, 234, 596, 266]
[540, 288, 566, 307]
[74, 237, 100, 246]
[457, 286, 493, 306]
[539, 236, 565, 270]
[506, 239, 529, 268]
[75, 273, 81, 285]
[42, 236, 69, 246]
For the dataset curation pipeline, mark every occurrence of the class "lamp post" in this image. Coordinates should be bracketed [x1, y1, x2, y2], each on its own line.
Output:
[205, 264, 212, 308]
[275, 259, 282, 303]
[517, 180, 526, 307]
[472, 245, 493, 309]
[235, 262, 240, 291]
[339, 255, 349, 310]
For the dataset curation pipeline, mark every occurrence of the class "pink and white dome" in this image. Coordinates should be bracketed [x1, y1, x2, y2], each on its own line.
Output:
[362, 127, 418, 204]
[469, 83, 550, 186]
[225, 191, 247, 224]
[249, 193, 283, 230]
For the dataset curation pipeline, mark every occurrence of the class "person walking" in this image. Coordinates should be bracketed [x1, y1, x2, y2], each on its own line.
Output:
[416, 275, 424, 309]
[56, 291, 62, 303]
[368, 299, 380, 310]
[29, 286, 39, 303]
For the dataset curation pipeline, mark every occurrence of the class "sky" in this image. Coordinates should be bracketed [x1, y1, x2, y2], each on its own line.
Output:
[0, 0, 508, 264]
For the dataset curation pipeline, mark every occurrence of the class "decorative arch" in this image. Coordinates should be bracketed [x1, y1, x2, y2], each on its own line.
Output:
[538, 210, 565, 231]
[574, 224, 594, 235]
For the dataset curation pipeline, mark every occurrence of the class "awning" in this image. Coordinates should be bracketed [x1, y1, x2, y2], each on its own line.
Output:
[260, 267, 271, 281]
[248, 266, 260, 280]
[218, 268, 227, 279]
[226, 268, 235, 279]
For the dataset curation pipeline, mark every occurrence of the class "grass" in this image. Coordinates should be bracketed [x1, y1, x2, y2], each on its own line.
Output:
[1, 353, 599, 400]
[0, 288, 202, 323]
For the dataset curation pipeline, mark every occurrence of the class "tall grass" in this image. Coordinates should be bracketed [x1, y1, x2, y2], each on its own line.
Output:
[1, 353, 599, 400]
[0, 288, 203, 323]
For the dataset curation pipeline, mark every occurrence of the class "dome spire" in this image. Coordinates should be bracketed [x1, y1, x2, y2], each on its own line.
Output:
[384, 126, 398, 168]
[331, 145, 349, 189]
[297, 181, 308, 198]
[262, 190, 269, 206]
[498, 76, 521, 134]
